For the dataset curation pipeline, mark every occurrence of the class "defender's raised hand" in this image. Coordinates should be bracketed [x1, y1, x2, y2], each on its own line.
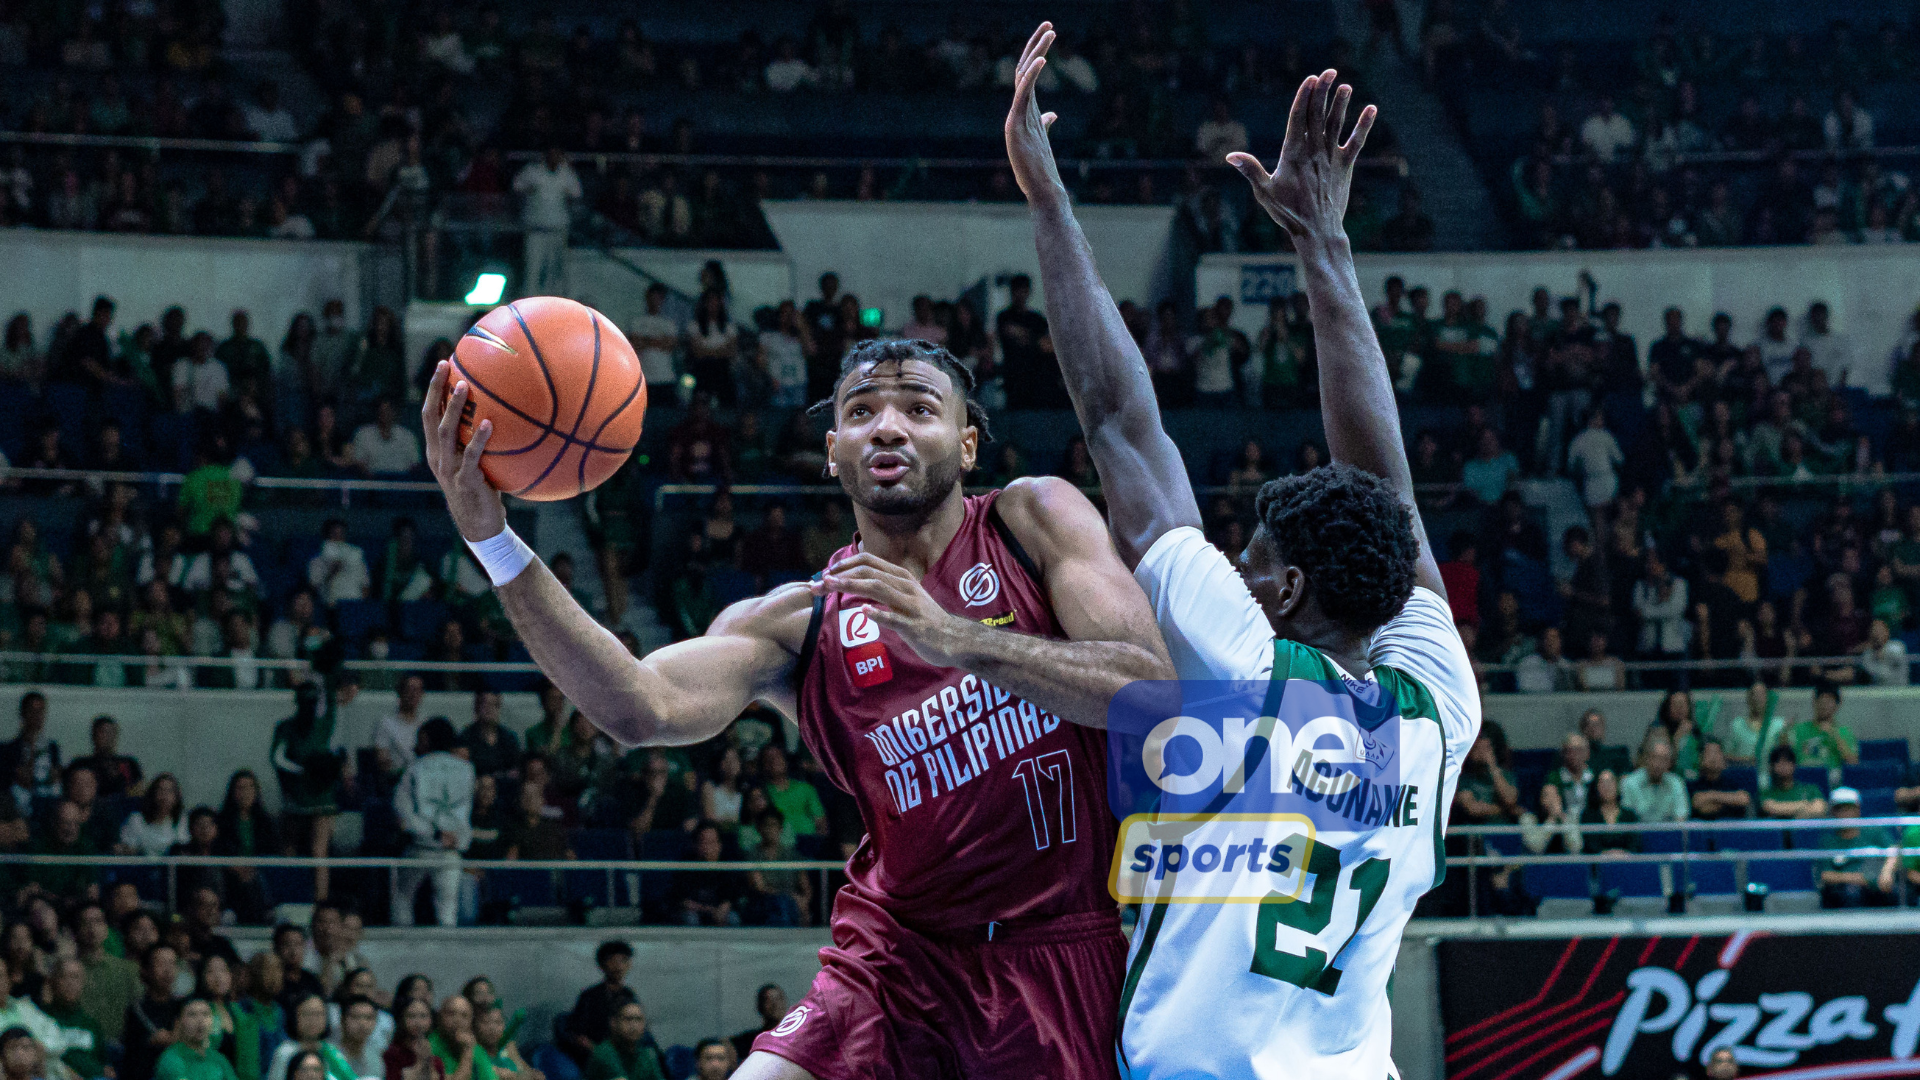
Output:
[1227, 70, 1376, 240]
[1005, 22, 1067, 206]
[421, 359, 506, 543]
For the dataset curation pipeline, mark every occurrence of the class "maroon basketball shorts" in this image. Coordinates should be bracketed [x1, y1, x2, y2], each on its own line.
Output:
[752, 889, 1127, 1079]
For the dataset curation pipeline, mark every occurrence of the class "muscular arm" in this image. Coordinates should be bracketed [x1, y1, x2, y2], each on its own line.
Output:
[1227, 70, 1446, 598]
[1005, 24, 1200, 568]
[421, 359, 805, 748]
[819, 478, 1172, 728]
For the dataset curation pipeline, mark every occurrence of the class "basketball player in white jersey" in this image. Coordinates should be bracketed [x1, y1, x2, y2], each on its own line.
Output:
[1006, 26, 1481, 1079]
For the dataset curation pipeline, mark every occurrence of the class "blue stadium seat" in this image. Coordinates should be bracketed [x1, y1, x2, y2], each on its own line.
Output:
[490, 642, 542, 693]
[1686, 858, 1738, 896]
[1637, 829, 1685, 854]
[1843, 763, 1905, 790]
[262, 866, 317, 905]
[485, 868, 557, 907]
[1794, 766, 1830, 793]
[1860, 740, 1910, 763]
[1722, 766, 1758, 793]
[333, 599, 388, 643]
[42, 383, 89, 449]
[1524, 861, 1590, 899]
[1747, 855, 1816, 894]
[1713, 828, 1783, 852]
[400, 600, 451, 642]
[0, 382, 32, 460]
[1511, 748, 1558, 772]
[563, 867, 613, 908]
[1596, 861, 1663, 898]
[107, 865, 165, 903]
[147, 410, 198, 471]
[1861, 788, 1899, 817]
[1480, 832, 1527, 858]
[571, 828, 631, 860]
[663, 1046, 694, 1080]
[1513, 768, 1545, 813]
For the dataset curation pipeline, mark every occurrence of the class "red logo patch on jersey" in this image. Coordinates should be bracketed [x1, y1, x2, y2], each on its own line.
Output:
[846, 641, 893, 687]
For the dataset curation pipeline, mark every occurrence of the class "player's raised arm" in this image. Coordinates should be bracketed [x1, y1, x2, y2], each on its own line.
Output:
[1006, 23, 1201, 569]
[1227, 72, 1445, 598]
[422, 362, 806, 746]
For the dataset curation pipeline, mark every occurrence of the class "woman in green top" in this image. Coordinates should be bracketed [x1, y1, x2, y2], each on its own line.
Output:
[157, 999, 241, 1080]
[270, 673, 350, 902]
[266, 994, 355, 1080]
[194, 955, 247, 1079]
[1718, 680, 1787, 766]
[1653, 690, 1703, 780]
[472, 1004, 537, 1079]
[1580, 771, 1642, 855]
[235, 952, 287, 1080]
[428, 994, 493, 1080]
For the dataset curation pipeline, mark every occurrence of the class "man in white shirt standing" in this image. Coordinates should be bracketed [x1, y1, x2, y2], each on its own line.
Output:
[374, 673, 426, 779]
[628, 282, 680, 401]
[348, 399, 423, 475]
[393, 717, 474, 927]
[1579, 95, 1636, 161]
[1799, 301, 1862, 392]
[307, 520, 371, 607]
[512, 146, 582, 294]
[171, 333, 229, 414]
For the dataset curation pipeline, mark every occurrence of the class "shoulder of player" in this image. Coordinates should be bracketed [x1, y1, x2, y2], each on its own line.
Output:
[706, 581, 815, 655]
[992, 477, 1108, 569]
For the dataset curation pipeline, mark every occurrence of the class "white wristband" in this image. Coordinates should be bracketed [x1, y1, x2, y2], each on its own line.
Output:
[465, 525, 536, 587]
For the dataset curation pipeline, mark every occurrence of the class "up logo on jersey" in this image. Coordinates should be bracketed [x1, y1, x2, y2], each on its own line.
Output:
[839, 607, 892, 688]
[958, 561, 1000, 607]
[770, 1006, 810, 1037]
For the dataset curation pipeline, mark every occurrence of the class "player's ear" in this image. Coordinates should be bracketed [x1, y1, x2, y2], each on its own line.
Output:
[1274, 565, 1308, 620]
[824, 429, 839, 477]
[959, 421, 978, 473]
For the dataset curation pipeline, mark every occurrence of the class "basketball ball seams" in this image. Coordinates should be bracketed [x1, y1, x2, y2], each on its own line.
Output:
[452, 355, 633, 456]
[507, 301, 563, 432]
[510, 309, 605, 498]
[578, 362, 644, 491]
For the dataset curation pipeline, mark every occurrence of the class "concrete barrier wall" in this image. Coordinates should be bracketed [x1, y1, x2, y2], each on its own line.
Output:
[0, 230, 370, 345]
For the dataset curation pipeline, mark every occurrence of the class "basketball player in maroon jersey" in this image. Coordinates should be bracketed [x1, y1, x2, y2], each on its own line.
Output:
[421, 345, 1172, 1078]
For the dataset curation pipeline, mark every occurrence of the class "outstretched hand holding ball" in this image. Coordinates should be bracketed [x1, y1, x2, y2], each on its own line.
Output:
[423, 296, 647, 544]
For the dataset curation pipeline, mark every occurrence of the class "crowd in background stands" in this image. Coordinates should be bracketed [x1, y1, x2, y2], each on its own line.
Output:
[0, 903, 757, 1080]
[0, 681, 849, 932]
[0, 0, 1408, 259]
[1417, 5, 1920, 248]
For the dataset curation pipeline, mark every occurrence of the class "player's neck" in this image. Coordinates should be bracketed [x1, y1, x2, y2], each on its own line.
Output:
[850, 485, 968, 576]
[1274, 607, 1373, 679]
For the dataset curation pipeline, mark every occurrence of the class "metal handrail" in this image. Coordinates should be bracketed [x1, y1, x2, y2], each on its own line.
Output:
[0, 853, 842, 871]
[1448, 816, 1920, 836]
[2, 466, 440, 493]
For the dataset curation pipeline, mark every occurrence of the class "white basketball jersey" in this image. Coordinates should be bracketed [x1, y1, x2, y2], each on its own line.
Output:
[1117, 528, 1481, 1080]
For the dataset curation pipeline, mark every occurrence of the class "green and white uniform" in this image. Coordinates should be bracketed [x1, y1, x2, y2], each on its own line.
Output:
[1118, 527, 1480, 1080]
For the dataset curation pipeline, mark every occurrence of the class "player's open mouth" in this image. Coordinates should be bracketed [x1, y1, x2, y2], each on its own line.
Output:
[866, 453, 910, 482]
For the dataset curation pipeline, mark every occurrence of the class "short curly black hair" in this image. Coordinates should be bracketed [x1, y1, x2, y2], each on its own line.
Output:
[1253, 462, 1420, 635]
[807, 339, 993, 442]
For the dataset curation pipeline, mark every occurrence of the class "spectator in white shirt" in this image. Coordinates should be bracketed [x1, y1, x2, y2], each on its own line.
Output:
[512, 147, 582, 293]
[1579, 95, 1636, 161]
[1195, 98, 1250, 161]
[1857, 619, 1909, 686]
[348, 399, 422, 476]
[307, 520, 371, 607]
[1516, 627, 1572, 693]
[1565, 406, 1624, 518]
[1048, 35, 1099, 94]
[1823, 89, 1873, 150]
[421, 11, 475, 75]
[242, 82, 301, 143]
[116, 773, 188, 856]
[374, 674, 427, 778]
[1633, 553, 1691, 661]
[180, 524, 262, 598]
[171, 332, 229, 413]
[627, 282, 679, 395]
[765, 37, 817, 93]
[1798, 301, 1860, 391]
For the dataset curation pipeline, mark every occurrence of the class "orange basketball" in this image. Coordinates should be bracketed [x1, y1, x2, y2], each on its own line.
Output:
[451, 296, 647, 502]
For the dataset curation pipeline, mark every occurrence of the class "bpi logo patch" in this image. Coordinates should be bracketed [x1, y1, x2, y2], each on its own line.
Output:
[839, 607, 892, 688]
[770, 1005, 810, 1037]
[958, 561, 1000, 607]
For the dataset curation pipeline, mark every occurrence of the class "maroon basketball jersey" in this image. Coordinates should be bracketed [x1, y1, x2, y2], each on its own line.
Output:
[796, 490, 1118, 933]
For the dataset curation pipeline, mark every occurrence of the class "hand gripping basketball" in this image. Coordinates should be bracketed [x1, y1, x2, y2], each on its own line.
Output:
[423, 359, 508, 544]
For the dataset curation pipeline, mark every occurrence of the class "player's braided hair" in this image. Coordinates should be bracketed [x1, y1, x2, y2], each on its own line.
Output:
[807, 339, 994, 443]
[1253, 462, 1420, 635]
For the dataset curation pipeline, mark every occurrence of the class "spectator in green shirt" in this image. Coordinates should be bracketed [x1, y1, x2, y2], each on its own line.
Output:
[1815, 788, 1896, 908]
[156, 999, 240, 1080]
[585, 1001, 664, 1080]
[214, 312, 272, 392]
[1578, 710, 1635, 778]
[1788, 682, 1859, 783]
[25, 801, 100, 903]
[1760, 745, 1828, 819]
[176, 448, 243, 540]
[757, 747, 826, 838]
[39, 958, 105, 1080]
[74, 903, 139, 1043]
